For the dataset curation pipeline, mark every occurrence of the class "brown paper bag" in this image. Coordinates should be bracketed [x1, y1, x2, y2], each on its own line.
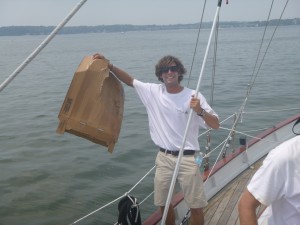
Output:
[57, 56, 124, 153]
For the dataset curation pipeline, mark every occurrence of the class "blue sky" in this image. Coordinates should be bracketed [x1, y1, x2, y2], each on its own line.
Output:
[0, 0, 299, 27]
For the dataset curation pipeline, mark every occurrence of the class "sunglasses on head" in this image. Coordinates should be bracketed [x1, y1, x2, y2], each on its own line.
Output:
[160, 65, 179, 74]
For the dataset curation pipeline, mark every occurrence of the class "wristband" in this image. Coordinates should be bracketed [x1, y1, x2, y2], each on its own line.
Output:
[198, 108, 206, 117]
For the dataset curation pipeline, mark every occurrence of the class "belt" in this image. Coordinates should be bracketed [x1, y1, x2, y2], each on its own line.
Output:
[159, 148, 195, 156]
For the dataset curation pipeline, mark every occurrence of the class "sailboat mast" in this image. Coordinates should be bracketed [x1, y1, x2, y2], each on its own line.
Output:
[160, 0, 223, 224]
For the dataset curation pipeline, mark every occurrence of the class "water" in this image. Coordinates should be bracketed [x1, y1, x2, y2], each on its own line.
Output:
[0, 25, 299, 225]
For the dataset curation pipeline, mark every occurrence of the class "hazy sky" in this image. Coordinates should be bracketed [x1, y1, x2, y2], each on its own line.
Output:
[0, 0, 299, 27]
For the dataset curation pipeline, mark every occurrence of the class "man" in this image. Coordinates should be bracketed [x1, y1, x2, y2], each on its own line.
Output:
[238, 135, 300, 225]
[93, 53, 220, 225]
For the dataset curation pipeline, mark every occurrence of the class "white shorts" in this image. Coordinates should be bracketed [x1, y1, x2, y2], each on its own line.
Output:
[154, 151, 208, 208]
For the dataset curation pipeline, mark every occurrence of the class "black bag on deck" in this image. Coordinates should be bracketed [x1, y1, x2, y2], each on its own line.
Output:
[117, 195, 141, 225]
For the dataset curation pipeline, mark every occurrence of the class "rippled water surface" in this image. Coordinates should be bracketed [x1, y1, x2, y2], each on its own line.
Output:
[0, 25, 299, 225]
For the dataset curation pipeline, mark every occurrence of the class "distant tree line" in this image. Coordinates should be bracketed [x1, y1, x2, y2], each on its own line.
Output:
[0, 18, 299, 36]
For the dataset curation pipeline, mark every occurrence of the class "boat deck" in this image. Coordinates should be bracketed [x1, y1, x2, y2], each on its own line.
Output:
[202, 156, 266, 225]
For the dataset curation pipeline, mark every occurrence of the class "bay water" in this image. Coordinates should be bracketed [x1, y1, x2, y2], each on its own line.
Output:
[0, 25, 299, 225]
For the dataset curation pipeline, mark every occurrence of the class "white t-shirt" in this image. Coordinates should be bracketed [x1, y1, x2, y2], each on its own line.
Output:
[247, 135, 300, 225]
[133, 79, 218, 151]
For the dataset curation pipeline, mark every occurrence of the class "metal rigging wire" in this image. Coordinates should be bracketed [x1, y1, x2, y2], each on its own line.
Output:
[187, 0, 207, 87]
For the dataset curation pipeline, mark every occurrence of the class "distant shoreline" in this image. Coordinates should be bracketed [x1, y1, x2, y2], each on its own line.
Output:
[0, 18, 299, 36]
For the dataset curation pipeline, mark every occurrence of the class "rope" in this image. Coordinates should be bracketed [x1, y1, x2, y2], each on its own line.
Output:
[127, 195, 140, 223]
[69, 165, 156, 224]
[187, 0, 207, 87]
[70, 195, 125, 225]
[202, 105, 297, 182]
[186, 0, 219, 107]
[204, 139, 228, 185]
[0, 0, 88, 92]
[247, 0, 275, 92]
[203, 119, 293, 186]
[219, 0, 289, 159]
[219, 126, 280, 144]
[200, 105, 298, 184]
[139, 191, 154, 205]
[209, 16, 219, 106]
[292, 118, 300, 135]
[248, 0, 290, 94]
[243, 107, 300, 114]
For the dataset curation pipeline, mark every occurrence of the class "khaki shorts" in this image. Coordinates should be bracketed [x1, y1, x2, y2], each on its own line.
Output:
[154, 151, 208, 209]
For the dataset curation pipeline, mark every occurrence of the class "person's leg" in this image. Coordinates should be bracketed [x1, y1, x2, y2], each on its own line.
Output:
[160, 204, 176, 225]
[154, 152, 176, 224]
[178, 156, 207, 225]
[190, 208, 204, 225]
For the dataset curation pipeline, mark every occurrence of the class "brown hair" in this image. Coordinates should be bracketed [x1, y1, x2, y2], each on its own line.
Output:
[155, 55, 186, 83]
